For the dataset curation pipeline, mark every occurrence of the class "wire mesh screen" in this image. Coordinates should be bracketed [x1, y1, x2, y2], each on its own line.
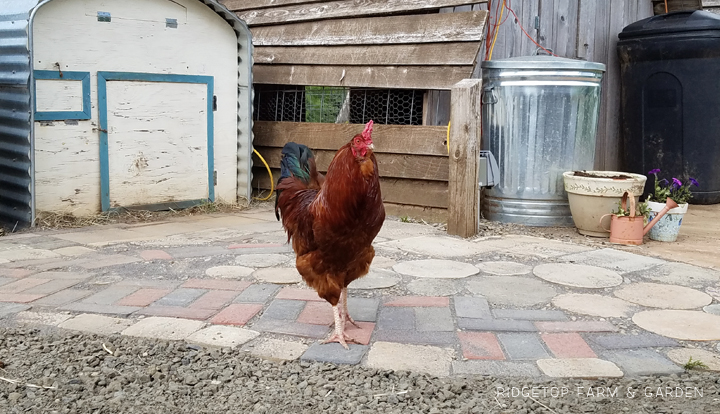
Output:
[254, 85, 424, 125]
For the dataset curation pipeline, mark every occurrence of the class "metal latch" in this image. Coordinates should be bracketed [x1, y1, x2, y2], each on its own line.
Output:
[478, 150, 500, 188]
[166, 18, 178, 29]
[97, 12, 111, 22]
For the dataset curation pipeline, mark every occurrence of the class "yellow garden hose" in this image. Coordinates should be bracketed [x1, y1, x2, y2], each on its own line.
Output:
[446, 121, 451, 154]
[488, 0, 506, 60]
[253, 148, 274, 201]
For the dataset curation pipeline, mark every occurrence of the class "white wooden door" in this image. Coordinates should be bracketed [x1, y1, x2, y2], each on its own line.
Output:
[106, 80, 210, 208]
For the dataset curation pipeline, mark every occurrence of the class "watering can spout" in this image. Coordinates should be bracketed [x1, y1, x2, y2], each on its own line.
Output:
[643, 197, 679, 235]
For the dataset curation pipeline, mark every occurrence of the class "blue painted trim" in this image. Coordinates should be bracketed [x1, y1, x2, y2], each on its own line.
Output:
[33, 70, 91, 121]
[96, 71, 215, 212]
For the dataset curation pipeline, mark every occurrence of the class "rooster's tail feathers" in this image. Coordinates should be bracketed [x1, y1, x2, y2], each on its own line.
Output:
[275, 142, 315, 220]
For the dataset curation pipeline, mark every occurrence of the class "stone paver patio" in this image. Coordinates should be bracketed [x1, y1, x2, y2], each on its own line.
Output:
[1, 205, 720, 379]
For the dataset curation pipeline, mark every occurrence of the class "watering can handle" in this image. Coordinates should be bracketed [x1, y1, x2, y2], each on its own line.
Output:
[621, 191, 636, 218]
[600, 213, 613, 232]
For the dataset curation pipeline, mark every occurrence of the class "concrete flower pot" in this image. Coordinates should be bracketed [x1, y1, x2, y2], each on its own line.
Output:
[562, 171, 647, 237]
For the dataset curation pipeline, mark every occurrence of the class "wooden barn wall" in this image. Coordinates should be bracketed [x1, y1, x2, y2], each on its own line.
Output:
[222, 0, 488, 222]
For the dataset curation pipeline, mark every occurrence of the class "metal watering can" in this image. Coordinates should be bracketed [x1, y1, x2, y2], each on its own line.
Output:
[600, 191, 678, 245]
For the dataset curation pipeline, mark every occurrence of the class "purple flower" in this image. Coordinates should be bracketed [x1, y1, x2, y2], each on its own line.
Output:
[690, 177, 699, 187]
[659, 178, 669, 186]
[648, 168, 661, 175]
[672, 178, 682, 188]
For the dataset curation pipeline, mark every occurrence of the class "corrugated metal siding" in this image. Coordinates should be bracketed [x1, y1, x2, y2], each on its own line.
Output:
[0, 13, 33, 229]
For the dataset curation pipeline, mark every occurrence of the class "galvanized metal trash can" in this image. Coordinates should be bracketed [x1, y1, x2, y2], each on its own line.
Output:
[480, 55, 606, 226]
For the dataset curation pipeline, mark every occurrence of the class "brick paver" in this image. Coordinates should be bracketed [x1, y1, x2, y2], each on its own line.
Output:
[296, 301, 333, 325]
[116, 288, 172, 307]
[153, 288, 206, 307]
[79, 254, 141, 269]
[301, 343, 368, 365]
[263, 299, 306, 320]
[373, 330, 457, 346]
[60, 303, 141, 316]
[233, 283, 280, 303]
[189, 290, 239, 310]
[586, 333, 680, 349]
[0, 293, 46, 303]
[453, 296, 491, 319]
[535, 321, 619, 333]
[347, 297, 380, 322]
[23, 279, 83, 295]
[251, 318, 329, 339]
[346, 322, 375, 345]
[497, 333, 550, 360]
[384, 296, 449, 307]
[274, 287, 323, 302]
[211, 304, 263, 326]
[457, 318, 536, 332]
[181, 279, 252, 291]
[32, 289, 92, 306]
[492, 309, 568, 321]
[415, 307, 454, 332]
[82, 286, 139, 305]
[0, 278, 50, 293]
[458, 332, 505, 360]
[541, 333, 597, 358]
[376, 307, 414, 330]
[4, 269, 34, 278]
[139, 250, 173, 261]
[136, 306, 217, 320]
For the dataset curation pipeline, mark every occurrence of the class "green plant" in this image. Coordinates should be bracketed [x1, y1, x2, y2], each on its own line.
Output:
[611, 199, 650, 218]
[647, 169, 699, 204]
[683, 357, 708, 371]
[400, 215, 411, 223]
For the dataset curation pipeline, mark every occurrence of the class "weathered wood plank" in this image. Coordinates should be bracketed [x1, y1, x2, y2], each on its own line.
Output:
[254, 43, 482, 66]
[250, 11, 487, 45]
[236, 0, 486, 26]
[254, 65, 472, 90]
[222, 0, 317, 12]
[577, 0, 596, 60]
[253, 147, 449, 181]
[253, 171, 449, 208]
[447, 78, 482, 238]
[252, 121, 448, 156]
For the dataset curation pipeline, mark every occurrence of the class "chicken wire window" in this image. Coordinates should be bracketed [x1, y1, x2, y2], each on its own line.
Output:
[253, 85, 424, 125]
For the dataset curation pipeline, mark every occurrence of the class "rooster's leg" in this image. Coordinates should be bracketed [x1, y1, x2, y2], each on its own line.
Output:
[323, 305, 356, 350]
[340, 288, 360, 328]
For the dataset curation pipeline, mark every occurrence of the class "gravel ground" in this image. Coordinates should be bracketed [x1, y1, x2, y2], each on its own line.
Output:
[1, 327, 718, 414]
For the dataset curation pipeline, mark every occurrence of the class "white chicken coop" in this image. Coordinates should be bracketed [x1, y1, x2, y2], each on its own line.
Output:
[0, 0, 253, 227]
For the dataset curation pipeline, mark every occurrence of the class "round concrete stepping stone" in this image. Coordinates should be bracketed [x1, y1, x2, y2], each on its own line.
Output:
[252, 267, 302, 284]
[476, 261, 531, 276]
[614, 283, 712, 309]
[552, 293, 636, 318]
[384, 236, 483, 257]
[666, 348, 720, 371]
[633, 310, 720, 340]
[533, 263, 622, 288]
[536, 358, 623, 378]
[642, 262, 720, 288]
[393, 259, 479, 279]
[348, 269, 400, 290]
[206, 265, 254, 279]
[235, 253, 291, 268]
[370, 256, 396, 269]
[703, 304, 720, 316]
[407, 279, 462, 296]
[466, 276, 556, 307]
[707, 286, 720, 301]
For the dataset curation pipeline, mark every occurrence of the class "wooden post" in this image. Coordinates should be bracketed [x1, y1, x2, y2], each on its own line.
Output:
[447, 78, 482, 238]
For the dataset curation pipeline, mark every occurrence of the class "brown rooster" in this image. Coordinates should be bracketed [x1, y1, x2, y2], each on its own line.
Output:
[275, 120, 385, 348]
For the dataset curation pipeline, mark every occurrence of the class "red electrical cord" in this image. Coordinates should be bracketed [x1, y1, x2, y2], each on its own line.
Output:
[485, 0, 559, 59]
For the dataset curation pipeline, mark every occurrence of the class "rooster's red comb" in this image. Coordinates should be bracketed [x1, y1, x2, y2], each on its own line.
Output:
[362, 120, 374, 141]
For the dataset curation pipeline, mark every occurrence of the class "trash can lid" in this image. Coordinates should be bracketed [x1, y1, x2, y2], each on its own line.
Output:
[480, 55, 605, 72]
[619, 10, 720, 39]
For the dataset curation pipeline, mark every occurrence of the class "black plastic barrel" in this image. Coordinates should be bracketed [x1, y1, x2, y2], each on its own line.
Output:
[617, 10, 720, 204]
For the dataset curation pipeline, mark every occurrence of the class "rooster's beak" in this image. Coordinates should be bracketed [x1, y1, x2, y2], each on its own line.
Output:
[368, 143, 375, 151]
